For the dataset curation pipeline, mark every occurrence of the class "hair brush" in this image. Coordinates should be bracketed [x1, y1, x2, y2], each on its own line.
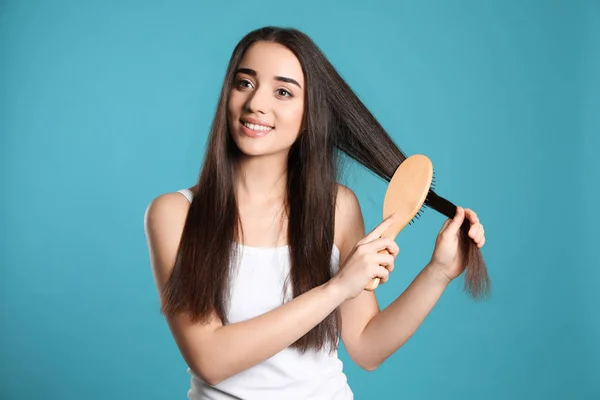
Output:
[363, 154, 490, 300]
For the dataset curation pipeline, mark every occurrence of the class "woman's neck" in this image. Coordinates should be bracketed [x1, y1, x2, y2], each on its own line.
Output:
[235, 154, 288, 205]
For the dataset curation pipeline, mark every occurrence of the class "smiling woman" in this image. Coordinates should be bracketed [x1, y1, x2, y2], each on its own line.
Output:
[144, 26, 487, 400]
[227, 42, 305, 153]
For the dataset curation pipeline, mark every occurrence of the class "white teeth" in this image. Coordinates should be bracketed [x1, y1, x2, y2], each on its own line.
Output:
[243, 122, 273, 131]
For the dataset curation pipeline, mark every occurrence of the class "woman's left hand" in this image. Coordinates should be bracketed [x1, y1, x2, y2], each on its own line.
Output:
[428, 206, 486, 281]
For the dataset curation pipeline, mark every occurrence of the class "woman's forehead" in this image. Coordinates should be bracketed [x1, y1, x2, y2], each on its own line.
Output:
[238, 42, 304, 86]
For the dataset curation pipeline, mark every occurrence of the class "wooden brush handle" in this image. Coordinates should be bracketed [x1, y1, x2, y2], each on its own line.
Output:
[364, 277, 380, 291]
[364, 248, 392, 291]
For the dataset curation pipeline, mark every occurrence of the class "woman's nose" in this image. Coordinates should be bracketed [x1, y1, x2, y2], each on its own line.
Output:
[246, 87, 271, 114]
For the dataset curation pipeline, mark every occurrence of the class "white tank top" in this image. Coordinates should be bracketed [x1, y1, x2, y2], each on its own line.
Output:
[176, 189, 354, 400]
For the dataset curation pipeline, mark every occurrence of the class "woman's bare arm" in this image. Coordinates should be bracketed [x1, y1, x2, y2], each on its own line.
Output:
[144, 192, 346, 385]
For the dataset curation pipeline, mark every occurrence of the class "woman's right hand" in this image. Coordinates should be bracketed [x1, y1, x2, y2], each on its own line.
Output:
[331, 214, 401, 301]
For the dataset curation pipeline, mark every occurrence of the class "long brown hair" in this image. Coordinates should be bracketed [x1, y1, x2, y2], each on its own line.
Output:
[160, 26, 489, 355]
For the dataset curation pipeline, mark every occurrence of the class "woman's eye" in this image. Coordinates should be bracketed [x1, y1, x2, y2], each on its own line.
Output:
[237, 79, 253, 89]
[277, 89, 292, 97]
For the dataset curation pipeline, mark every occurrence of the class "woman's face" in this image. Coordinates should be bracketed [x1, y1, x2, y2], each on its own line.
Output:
[227, 41, 305, 157]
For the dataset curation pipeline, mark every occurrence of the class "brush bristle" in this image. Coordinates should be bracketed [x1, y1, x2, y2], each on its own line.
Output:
[408, 169, 436, 225]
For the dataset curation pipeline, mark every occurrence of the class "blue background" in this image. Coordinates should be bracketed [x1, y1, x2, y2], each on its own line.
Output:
[2, 1, 598, 399]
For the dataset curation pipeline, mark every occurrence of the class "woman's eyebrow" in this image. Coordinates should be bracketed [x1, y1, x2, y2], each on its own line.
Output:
[236, 67, 302, 89]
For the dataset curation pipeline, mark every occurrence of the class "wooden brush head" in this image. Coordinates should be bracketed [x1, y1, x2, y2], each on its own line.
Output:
[381, 154, 434, 240]
[365, 154, 434, 291]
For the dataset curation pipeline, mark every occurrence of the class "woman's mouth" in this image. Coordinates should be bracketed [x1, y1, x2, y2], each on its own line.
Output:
[240, 120, 274, 138]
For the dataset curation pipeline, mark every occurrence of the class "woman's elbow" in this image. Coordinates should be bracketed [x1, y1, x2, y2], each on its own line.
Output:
[190, 362, 226, 386]
[359, 361, 380, 372]
[350, 352, 381, 372]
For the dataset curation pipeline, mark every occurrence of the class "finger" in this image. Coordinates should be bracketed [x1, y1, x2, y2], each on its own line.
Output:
[386, 262, 395, 274]
[476, 230, 485, 244]
[373, 264, 390, 277]
[365, 237, 399, 255]
[381, 241, 400, 258]
[440, 218, 452, 232]
[470, 223, 485, 239]
[374, 255, 395, 284]
[375, 253, 395, 268]
[475, 235, 486, 248]
[444, 206, 465, 236]
[375, 265, 390, 283]
[362, 214, 398, 243]
[384, 260, 395, 274]
[464, 208, 479, 224]
[469, 223, 480, 239]
[393, 245, 401, 258]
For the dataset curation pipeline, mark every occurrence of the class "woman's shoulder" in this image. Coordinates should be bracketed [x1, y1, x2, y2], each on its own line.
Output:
[144, 187, 196, 230]
[335, 183, 362, 220]
[336, 183, 358, 205]
[148, 186, 195, 207]
[334, 183, 364, 255]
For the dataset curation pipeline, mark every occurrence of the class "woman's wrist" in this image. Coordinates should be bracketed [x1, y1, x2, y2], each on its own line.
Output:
[424, 261, 453, 286]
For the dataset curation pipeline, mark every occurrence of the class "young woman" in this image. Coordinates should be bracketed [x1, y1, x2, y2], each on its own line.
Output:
[144, 26, 486, 400]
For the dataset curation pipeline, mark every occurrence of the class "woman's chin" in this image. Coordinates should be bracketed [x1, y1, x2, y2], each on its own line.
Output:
[238, 147, 277, 157]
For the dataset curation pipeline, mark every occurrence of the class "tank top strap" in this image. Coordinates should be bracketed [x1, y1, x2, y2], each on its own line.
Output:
[177, 188, 193, 203]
